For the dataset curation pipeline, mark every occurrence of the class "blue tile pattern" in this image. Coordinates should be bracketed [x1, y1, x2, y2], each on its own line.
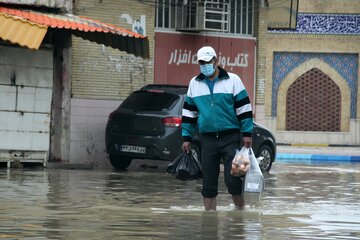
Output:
[272, 52, 358, 119]
[269, 14, 360, 35]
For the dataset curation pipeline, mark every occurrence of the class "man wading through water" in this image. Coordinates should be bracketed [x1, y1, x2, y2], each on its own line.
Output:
[181, 46, 253, 210]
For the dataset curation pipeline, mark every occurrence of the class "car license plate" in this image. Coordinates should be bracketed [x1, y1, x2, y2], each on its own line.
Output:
[118, 145, 146, 154]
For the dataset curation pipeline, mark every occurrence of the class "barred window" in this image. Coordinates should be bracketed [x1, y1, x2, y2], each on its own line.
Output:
[155, 0, 254, 35]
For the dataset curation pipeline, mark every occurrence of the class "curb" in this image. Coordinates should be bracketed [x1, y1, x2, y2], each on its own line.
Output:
[277, 143, 360, 148]
[46, 162, 94, 169]
[276, 153, 360, 163]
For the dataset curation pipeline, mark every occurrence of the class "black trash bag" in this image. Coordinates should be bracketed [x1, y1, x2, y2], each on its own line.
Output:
[167, 151, 202, 181]
[167, 152, 183, 175]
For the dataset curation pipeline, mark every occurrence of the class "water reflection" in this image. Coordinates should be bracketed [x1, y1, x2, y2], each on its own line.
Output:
[0, 162, 359, 239]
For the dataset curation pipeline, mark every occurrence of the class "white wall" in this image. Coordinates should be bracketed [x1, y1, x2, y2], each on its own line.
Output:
[70, 98, 121, 168]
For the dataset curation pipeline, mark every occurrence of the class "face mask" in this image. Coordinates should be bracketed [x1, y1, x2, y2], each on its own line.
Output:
[200, 63, 215, 77]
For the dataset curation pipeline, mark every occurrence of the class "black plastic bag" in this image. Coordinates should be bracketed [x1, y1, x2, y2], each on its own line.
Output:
[167, 151, 202, 181]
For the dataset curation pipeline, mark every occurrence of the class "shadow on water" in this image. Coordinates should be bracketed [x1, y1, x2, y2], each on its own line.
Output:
[0, 160, 360, 239]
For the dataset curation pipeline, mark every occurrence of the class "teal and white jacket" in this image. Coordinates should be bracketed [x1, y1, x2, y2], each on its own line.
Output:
[181, 67, 253, 142]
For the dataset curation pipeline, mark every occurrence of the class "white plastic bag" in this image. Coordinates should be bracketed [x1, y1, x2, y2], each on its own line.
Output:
[230, 147, 250, 177]
[244, 148, 265, 193]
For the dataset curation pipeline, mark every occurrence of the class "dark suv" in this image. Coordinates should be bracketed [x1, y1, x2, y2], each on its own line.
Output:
[105, 84, 276, 171]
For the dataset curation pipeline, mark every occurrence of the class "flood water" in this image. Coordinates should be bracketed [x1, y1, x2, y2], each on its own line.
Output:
[0, 160, 360, 239]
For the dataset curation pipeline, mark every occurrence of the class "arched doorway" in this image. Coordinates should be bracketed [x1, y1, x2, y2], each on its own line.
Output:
[286, 68, 341, 131]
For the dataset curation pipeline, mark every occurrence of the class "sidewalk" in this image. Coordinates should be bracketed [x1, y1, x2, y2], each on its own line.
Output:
[276, 144, 360, 162]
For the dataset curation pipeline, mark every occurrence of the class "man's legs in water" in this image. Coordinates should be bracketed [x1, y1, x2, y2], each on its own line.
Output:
[203, 197, 217, 210]
[232, 195, 245, 209]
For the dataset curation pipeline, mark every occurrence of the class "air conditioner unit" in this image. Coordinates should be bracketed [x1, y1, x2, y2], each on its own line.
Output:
[176, 0, 230, 32]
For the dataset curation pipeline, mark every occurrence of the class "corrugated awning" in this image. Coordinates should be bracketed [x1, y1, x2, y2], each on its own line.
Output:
[0, 6, 149, 58]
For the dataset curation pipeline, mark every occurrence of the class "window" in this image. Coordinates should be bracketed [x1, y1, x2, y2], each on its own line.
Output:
[120, 91, 180, 111]
[286, 68, 341, 132]
[155, 0, 254, 35]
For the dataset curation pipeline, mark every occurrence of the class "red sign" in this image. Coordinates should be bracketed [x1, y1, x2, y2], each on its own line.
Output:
[154, 32, 256, 104]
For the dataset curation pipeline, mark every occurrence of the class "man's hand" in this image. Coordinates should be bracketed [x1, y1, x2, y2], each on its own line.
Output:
[182, 141, 191, 153]
[242, 137, 252, 148]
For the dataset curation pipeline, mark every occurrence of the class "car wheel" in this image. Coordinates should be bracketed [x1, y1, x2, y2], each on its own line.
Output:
[256, 144, 274, 172]
[191, 143, 201, 162]
[109, 155, 132, 170]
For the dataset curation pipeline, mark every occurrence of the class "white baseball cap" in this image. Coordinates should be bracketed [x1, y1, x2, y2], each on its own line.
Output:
[197, 46, 217, 62]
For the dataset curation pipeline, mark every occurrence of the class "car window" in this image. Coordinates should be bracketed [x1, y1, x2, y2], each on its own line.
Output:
[120, 91, 180, 111]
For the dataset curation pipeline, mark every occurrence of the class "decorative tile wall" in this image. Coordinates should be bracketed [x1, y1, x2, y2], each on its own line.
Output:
[269, 14, 360, 35]
[272, 52, 358, 119]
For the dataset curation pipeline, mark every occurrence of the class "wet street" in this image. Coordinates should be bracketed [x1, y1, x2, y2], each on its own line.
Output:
[0, 160, 360, 239]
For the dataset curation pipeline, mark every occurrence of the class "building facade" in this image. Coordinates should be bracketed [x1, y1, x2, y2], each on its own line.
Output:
[69, 0, 360, 168]
[258, 0, 360, 145]
[2, 0, 358, 168]
[69, 0, 259, 168]
[0, 0, 148, 167]
[154, 0, 257, 107]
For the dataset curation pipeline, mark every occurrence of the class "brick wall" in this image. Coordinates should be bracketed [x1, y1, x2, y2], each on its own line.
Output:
[71, 0, 155, 100]
[299, 0, 360, 14]
[69, 0, 155, 167]
[254, 2, 268, 106]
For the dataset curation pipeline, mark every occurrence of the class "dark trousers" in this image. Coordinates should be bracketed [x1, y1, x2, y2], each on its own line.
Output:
[200, 131, 244, 198]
